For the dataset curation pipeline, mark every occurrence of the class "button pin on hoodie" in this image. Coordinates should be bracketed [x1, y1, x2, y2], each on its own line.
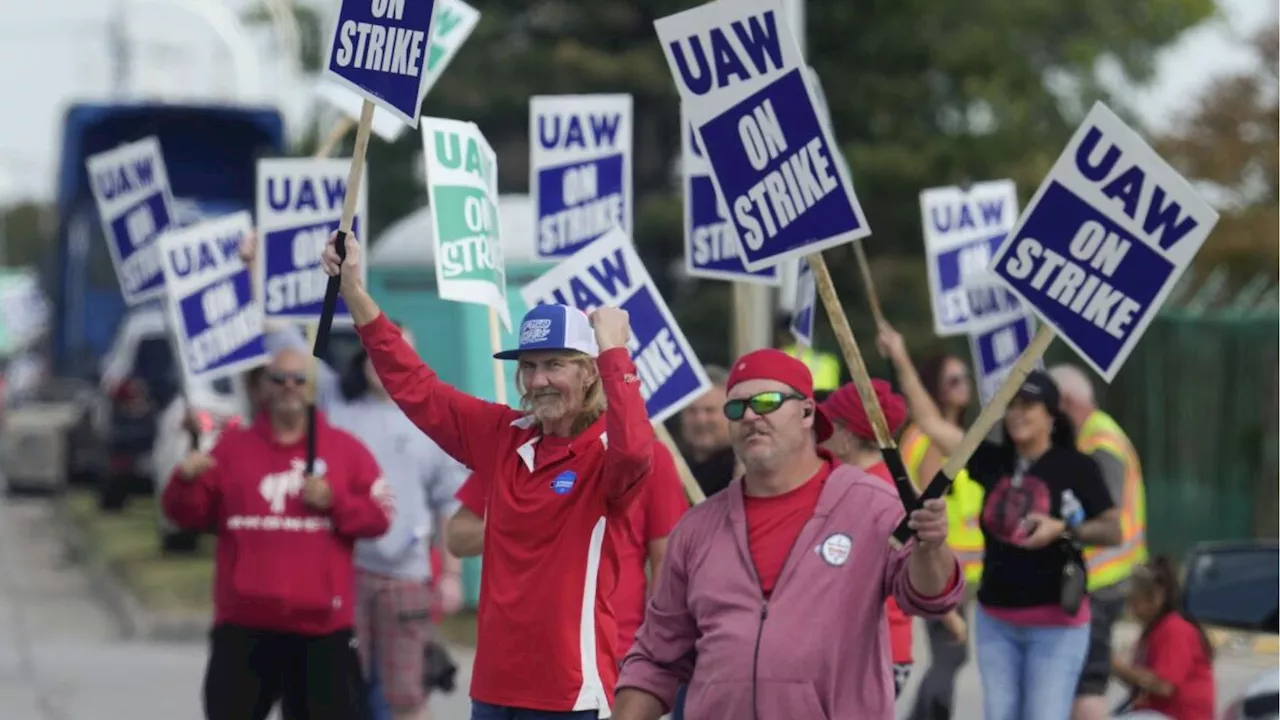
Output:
[817, 533, 853, 567]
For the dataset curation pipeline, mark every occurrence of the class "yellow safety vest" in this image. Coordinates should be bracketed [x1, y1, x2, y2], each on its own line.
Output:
[901, 424, 985, 585]
[1078, 410, 1148, 591]
[782, 345, 841, 391]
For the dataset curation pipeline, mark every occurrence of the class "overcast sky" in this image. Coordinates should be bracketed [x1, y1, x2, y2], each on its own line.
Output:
[0, 0, 1272, 205]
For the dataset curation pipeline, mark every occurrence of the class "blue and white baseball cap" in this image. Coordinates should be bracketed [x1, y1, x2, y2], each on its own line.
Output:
[494, 304, 599, 360]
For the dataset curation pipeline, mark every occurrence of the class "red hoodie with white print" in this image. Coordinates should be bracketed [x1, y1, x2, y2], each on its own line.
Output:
[162, 411, 393, 635]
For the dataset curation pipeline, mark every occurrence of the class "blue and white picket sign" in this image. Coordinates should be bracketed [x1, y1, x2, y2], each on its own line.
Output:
[85, 136, 176, 306]
[789, 258, 815, 346]
[256, 158, 369, 324]
[655, 0, 869, 272]
[988, 101, 1220, 382]
[158, 211, 269, 383]
[920, 180, 1025, 337]
[683, 106, 779, 285]
[324, 0, 437, 127]
[969, 314, 1042, 407]
[316, 0, 480, 141]
[529, 94, 633, 260]
[521, 228, 711, 424]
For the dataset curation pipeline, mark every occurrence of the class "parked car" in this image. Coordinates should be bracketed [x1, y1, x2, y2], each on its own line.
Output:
[150, 324, 364, 553]
[96, 306, 182, 511]
[1182, 540, 1279, 720]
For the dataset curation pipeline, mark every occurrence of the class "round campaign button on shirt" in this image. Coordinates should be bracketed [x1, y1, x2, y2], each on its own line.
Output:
[551, 471, 577, 495]
[818, 532, 853, 566]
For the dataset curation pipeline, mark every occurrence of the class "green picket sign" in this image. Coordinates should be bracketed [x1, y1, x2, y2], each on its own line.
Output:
[422, 119, 511, 332]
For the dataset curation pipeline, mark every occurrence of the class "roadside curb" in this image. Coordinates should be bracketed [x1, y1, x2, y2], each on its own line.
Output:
[52, 497, 209, 643]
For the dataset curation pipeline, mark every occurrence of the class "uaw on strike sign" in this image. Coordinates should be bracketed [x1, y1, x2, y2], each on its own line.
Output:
[326, 0, 436, 126]
[522, 228, 711, 425]
[989, 101, 1220, 382]
[316, 0, 482, 142]
[656, 0, 869, 271]
[86, 137, 177, 306]
[530, 94, 633, 260]
[422, 117, 511, 331]
[920, 180, 1024, 337]
[256, 158, 370, 323]
[682, 107, 778, 285]
[158, 211, 268, 382]
[970, 314, 1040, 407]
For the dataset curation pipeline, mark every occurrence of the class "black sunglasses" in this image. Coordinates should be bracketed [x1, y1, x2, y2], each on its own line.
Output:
[723, 391, 807, 421]
[267, 370, 308, 387]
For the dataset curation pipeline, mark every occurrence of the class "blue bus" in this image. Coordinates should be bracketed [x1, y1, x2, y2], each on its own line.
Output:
[52, 102, 286, 378]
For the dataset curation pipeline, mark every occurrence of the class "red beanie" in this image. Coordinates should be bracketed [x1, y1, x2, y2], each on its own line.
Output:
[820, 379, 907, 441]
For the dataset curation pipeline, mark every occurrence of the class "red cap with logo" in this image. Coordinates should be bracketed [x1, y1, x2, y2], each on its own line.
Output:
[727, 348, 834, 442]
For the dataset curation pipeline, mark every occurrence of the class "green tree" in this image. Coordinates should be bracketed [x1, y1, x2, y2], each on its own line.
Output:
[1157, 24, 1279, 286]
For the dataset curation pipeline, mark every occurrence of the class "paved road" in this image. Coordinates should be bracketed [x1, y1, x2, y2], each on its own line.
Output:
[0, 496, 1270, 719]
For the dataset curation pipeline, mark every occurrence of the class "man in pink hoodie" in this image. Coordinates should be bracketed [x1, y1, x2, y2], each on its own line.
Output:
[613, 349, 964, 720]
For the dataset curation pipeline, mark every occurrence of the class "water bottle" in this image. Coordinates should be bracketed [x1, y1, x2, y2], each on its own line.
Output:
[1061, 489, 1085, 528]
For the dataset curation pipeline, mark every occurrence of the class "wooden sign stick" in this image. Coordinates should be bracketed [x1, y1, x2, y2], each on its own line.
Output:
[315, 116, 355, 160]
[655, 424, 707, 506]
[850, 240, 885, 326]
[806, 251, 919, 516]
[307, 99, 374, 473]
[889, 323, 1056, 546]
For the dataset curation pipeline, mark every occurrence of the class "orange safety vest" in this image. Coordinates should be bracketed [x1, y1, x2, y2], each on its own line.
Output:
[901, 424, 984, 585]
[1078, 410, 1148, 591]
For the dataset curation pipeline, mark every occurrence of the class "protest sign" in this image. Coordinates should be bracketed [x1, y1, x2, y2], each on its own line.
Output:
[920, 180, 1025, 337]
[422, 117, 511, 332]
[683, 108, 779, 284]
[988, 101, 1220, 382]
[158, 211, 268, 383]
[325, 0, 437, 127]
[86, 136, 176, 305]
[969, 314, 1041, 407]
[530, 94, 633, 260]
[521, 228, 710, 424]
[256, 158, 370, 323]
[655, 0, 869, 271]
[894, 102, 1221, 544]
[315, 0, 480, 141]
[789, 258, 815, 346]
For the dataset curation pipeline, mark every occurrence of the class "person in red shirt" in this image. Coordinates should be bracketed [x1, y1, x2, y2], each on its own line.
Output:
[323, 234, 654, 720]
[613, 349, 963, 720]
[819, 379, 916, 696]
[1111, 557, 1216, 720]
[448, 444, 689, 659]
[161, 346, 394, 720]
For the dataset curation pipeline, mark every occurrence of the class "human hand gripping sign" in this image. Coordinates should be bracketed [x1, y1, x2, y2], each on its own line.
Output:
[302, 474, 334, 511]
[589, 307, 631, 351]
[906, 497, 950, 552]
[320, 231, 366, 296]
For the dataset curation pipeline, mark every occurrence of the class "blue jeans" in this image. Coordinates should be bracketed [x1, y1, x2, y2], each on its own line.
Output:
[975, 604, 1090, 720]
[365, 653, 392, 720]
[671, 683, 689, 720]
[470, 700, 599, 719]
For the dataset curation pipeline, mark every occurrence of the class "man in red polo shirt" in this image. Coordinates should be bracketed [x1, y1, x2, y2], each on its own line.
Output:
[450, 443, 690, 659]
[323, 233, 655, 720]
